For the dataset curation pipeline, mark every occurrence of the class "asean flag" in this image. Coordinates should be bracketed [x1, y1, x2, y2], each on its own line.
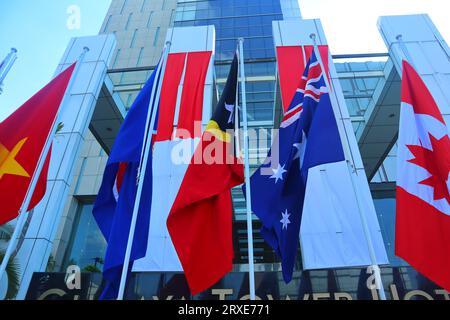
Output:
[0, 63, 75, 225]
[396, 60, 450, 291]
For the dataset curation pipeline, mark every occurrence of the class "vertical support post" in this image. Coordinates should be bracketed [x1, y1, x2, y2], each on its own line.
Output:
[0, 47, 89, 291]
[238, 37, 256, 301]
[310, 33, 387, 300]
[117, 42, 171, 300]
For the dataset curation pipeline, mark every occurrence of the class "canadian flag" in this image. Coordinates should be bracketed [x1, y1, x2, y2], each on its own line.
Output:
[396, 60, 450, 291]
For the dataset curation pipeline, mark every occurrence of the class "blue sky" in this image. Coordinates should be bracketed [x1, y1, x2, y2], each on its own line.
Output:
[0, 0, 111, 121]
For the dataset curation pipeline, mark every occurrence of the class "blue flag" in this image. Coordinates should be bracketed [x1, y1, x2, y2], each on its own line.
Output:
[245, 52, 345, 283]
[93, 65, 160, 299]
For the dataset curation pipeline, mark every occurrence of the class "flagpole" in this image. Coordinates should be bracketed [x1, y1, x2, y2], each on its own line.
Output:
[0, 47, 89, 295]
[117, 41, 171, 301]
[395, 35, 417, 70]
[238, 38, 256, 301]
[309, 34, 387, 300]
[234, 53, 241, 158]
[0, 48, 18, 95]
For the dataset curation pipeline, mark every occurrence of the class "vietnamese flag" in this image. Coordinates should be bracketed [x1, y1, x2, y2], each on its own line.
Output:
[0, 63, 76, 225]
[396, 60, 450, 291]
[167, 54, 244, 295]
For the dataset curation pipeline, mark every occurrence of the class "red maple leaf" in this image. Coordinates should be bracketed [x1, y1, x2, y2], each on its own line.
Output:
[407, 133, 450, 204]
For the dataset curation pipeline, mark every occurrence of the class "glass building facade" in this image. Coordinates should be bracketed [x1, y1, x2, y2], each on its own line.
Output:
[27, 0, 447, 300]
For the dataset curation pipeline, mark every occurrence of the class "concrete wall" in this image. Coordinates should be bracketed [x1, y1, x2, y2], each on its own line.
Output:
[101, 0, 178, 69]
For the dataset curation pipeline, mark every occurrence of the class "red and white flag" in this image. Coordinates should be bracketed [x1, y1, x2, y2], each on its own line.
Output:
[396, 60, 450, 291]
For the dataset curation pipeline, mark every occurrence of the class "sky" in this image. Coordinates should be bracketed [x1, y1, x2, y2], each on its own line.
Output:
[0, 0, 449, 121]
[0, 0, 112, 121]
[300, 0, 450, 55]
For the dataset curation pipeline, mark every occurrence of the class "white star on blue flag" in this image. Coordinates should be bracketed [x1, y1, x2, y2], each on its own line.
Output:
[280, 209, 291, 230]
[270, 163, 287, 183]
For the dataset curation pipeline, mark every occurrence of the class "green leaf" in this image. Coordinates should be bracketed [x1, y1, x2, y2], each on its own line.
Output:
[0, 250, 21, 300]
[56, 122, 64, 134]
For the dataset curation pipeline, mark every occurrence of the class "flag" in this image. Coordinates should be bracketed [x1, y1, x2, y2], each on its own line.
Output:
[246, 51, 345, 283]
[92, 64, 160, 299]
[132, 51, 213, 272]
[396, 60, 450, 291]
[166, 53, 244, 295]
[0, 63, 76, 225]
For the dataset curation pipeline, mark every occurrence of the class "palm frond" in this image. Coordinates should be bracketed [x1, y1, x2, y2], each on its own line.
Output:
[0, 224, 14, 241]
[0, 250, 21, 300]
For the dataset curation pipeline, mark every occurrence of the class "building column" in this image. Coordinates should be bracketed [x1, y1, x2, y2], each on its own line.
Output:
[378, 14, 450, 125]
[15, 35, 116, 299]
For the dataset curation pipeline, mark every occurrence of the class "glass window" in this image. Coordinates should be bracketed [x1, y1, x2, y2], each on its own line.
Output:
[196, 9, 209, 20]
[234, 6, 248, 16]
[246, 101, 274, 121]
[220, 18, 234, 28]
[219, 27, 234, 38]
[218, 39, 236, 51]
[371, 192, 409, 267]
[63, 203, 107, 273]
[182, 10, 195, 21]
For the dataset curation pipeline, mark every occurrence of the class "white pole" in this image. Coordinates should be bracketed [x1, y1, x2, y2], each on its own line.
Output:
[309, 34, 387, 300]
[234, 50, 241, 159]
[0, 48, 18, 95]
[395, 35, 418, 70]
[117, 42, 171, 300]
[0, 47, 89, 294]
[347, 161, 387, 300]
[238, 38, 256, 301]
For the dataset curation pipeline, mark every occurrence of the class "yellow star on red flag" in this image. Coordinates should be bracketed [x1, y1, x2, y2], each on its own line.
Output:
[0, 138, 30, 180]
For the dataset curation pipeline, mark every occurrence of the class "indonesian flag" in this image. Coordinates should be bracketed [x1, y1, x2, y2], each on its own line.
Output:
[0, 63, 75, 225]
[167, 54, 244, 295]
[396, 60, 450, 291]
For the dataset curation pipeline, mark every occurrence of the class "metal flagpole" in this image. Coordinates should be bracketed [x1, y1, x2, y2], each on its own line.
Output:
[117, 41, 171, 300]
[238, 38, 256, 301]
[234, 49, 241, 160]
[309, 34, 387, 300]
[0, 47, 89, 292]
[0, 48, 18, 95]
[395, 35, 418, 71]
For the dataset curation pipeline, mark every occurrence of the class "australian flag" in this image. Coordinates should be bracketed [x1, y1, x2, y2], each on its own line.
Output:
[246, 51, 345, 283]
[92, 64, 161, 299]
